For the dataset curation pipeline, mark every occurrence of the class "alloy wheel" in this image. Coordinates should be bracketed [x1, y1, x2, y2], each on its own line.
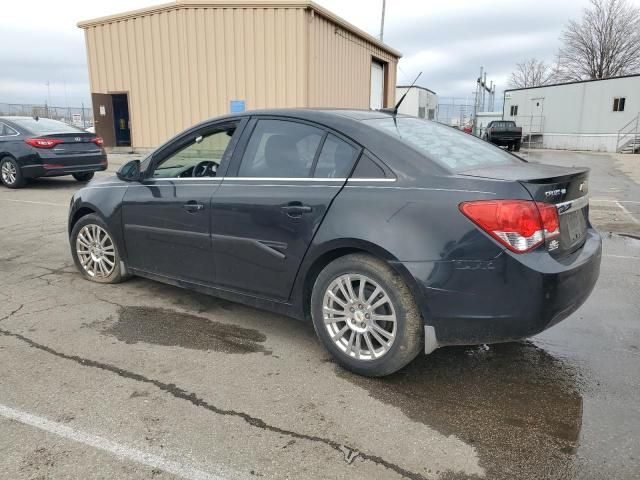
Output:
[1, 161, 17, 185]
[75, 224, 117, 278]
[323, 274, 397, 360]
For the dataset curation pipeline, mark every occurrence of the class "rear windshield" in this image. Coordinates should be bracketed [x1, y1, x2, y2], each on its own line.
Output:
[9, 118, 84, 135]
[491, 121, 516, 128]
[364, 117, 522, 171]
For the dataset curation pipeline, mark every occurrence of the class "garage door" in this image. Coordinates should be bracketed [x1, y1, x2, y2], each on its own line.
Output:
[370, 61, 384, 110]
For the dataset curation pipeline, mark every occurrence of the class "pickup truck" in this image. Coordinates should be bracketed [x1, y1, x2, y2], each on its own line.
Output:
[483, 120, 522, 151]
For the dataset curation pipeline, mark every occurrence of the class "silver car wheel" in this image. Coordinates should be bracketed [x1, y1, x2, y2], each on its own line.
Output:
[323, 274, 397, 360]
[76, 224, 116, 278]
[1, 161, 17, 185]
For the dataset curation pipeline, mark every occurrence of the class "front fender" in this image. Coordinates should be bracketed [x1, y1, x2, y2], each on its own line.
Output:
[68, 179, 129, 261]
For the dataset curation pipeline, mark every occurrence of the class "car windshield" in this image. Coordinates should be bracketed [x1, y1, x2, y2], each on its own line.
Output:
[364, 117, 522, 171]
[10, 117, 85, 135]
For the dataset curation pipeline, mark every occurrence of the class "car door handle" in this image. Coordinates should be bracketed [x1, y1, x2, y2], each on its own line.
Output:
[183, 201, 205, 213]
[281, 202, 312, 217]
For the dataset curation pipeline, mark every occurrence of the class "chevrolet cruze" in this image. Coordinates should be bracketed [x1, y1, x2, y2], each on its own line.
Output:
[68, 109, 601, 376]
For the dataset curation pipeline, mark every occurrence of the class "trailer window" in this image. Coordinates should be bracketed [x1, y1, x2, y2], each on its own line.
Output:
[613, 97, 626, 112]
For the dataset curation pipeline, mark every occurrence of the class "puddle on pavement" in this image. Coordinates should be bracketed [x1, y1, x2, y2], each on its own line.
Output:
[338, 341, 583, 479]
[104, 306, 270, 355]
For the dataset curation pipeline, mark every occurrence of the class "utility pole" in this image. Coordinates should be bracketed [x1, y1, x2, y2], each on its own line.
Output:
[45, 81, 51, 118]
[379, 0, 386, 41]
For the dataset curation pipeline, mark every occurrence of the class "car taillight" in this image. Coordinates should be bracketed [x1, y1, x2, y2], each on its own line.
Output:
[91, 137, 104, 146]
[25, 138, 63, 149]
[459, 200, 560, 253]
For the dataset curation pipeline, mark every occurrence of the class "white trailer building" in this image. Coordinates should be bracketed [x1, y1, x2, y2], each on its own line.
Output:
[396, 85, 438, 120]
[503, 74, 640, 153]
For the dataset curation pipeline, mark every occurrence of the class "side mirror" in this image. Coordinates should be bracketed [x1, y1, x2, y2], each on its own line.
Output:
[117, 159, 141, 182]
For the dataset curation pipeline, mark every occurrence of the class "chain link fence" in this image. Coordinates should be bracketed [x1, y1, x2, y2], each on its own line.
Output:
[436, 97, 476, 127]
[0, 103, 94, 129]
[436, 97, 505, 129]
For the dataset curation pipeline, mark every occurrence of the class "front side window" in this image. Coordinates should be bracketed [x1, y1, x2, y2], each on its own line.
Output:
[365, 117, 522, 172]
[238, 120, 323, 178]
[613, 97, 626, 112]
[152, 127, 236, 178]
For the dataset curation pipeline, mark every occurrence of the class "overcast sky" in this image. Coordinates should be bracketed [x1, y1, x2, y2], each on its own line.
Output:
[1, 0, 639, 107]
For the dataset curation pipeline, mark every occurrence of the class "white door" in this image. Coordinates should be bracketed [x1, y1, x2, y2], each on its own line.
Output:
[370, 61, 384, 110]
[530, 98, 544, 133]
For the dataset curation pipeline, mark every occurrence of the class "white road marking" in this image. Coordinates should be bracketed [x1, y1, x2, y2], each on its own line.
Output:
[616, 201, 640, 224]
[0, 403, 229, 480]
[605, 255, 640, 260]
[0, 198, 67, 207]
[591, 199, 640, 205]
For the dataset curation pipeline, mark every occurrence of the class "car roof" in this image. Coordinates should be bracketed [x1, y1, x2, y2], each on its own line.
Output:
[0, 116, 40, 123]
[229, 108, 412, 121]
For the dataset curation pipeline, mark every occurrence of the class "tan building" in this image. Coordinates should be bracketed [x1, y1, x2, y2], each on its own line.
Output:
[78, 0, 401, 149]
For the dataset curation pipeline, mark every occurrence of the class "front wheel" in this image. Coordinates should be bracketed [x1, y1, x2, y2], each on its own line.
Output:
[70, 214, 126, 284]
[311, 254, 423, 377]
[1, 157, 25, 188]
[73, 172, 95, 182]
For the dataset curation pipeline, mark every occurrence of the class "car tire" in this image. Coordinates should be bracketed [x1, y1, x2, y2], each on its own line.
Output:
[70, 213, 127, 284]
[311, 253, 423, 377]
[514, 142, 521, 152]
[0, 157, 25, 189]
[73, 172, 95, 182]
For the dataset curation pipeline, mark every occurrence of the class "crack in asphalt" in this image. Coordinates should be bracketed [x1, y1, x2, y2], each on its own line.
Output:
[0, 328, 429, 480]
[0, 304, 24, 322]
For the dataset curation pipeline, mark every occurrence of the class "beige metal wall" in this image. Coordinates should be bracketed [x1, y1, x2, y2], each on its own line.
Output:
[307, 12, 397, 109]
[82, 3, 399, 148]
[84, 6, 308, 148]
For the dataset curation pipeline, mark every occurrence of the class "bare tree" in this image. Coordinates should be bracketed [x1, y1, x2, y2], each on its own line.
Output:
[508, 58, 553, 88]
[557, 0, 640, 81]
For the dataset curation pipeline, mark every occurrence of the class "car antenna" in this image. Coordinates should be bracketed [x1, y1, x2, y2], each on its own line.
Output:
[380, 71, 422, 118]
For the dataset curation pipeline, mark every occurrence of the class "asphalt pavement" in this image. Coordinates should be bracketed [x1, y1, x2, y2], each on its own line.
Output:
[0, 150, 638, 479]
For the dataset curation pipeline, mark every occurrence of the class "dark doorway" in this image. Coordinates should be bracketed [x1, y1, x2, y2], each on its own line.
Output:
[112, 94, 131, 147]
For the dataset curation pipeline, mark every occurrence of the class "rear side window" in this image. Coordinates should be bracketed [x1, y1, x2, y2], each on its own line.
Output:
[0, 123, 18, 136]
[8, 118, 84, 135]
[238, 120, 323, 178]
[352, 152, 387, 178]
[364, 117, 521, 171]
[313, 134, 359, 178]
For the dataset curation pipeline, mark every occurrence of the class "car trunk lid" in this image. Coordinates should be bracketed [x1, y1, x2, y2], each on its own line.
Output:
[460, 163, 590, 256]
[44, 133, 102, 155]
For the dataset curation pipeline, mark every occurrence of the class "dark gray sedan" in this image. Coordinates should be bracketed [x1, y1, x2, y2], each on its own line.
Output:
[67, 109, 601, 376]
[0, 116, 107, 188]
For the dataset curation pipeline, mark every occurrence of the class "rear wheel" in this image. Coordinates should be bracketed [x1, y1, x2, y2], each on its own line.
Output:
[70, 214, 126, 284]
[1, 157, 25, 189]
[73, 172, 95, 182]
[514, 141, 521, 152]
[311, 254, 423, 377]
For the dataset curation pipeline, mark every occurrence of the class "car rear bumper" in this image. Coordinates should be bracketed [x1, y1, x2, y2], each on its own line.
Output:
[397, 228, 602, 347]
[21, 158, 107, 178]
[489, 136, 520, 145]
